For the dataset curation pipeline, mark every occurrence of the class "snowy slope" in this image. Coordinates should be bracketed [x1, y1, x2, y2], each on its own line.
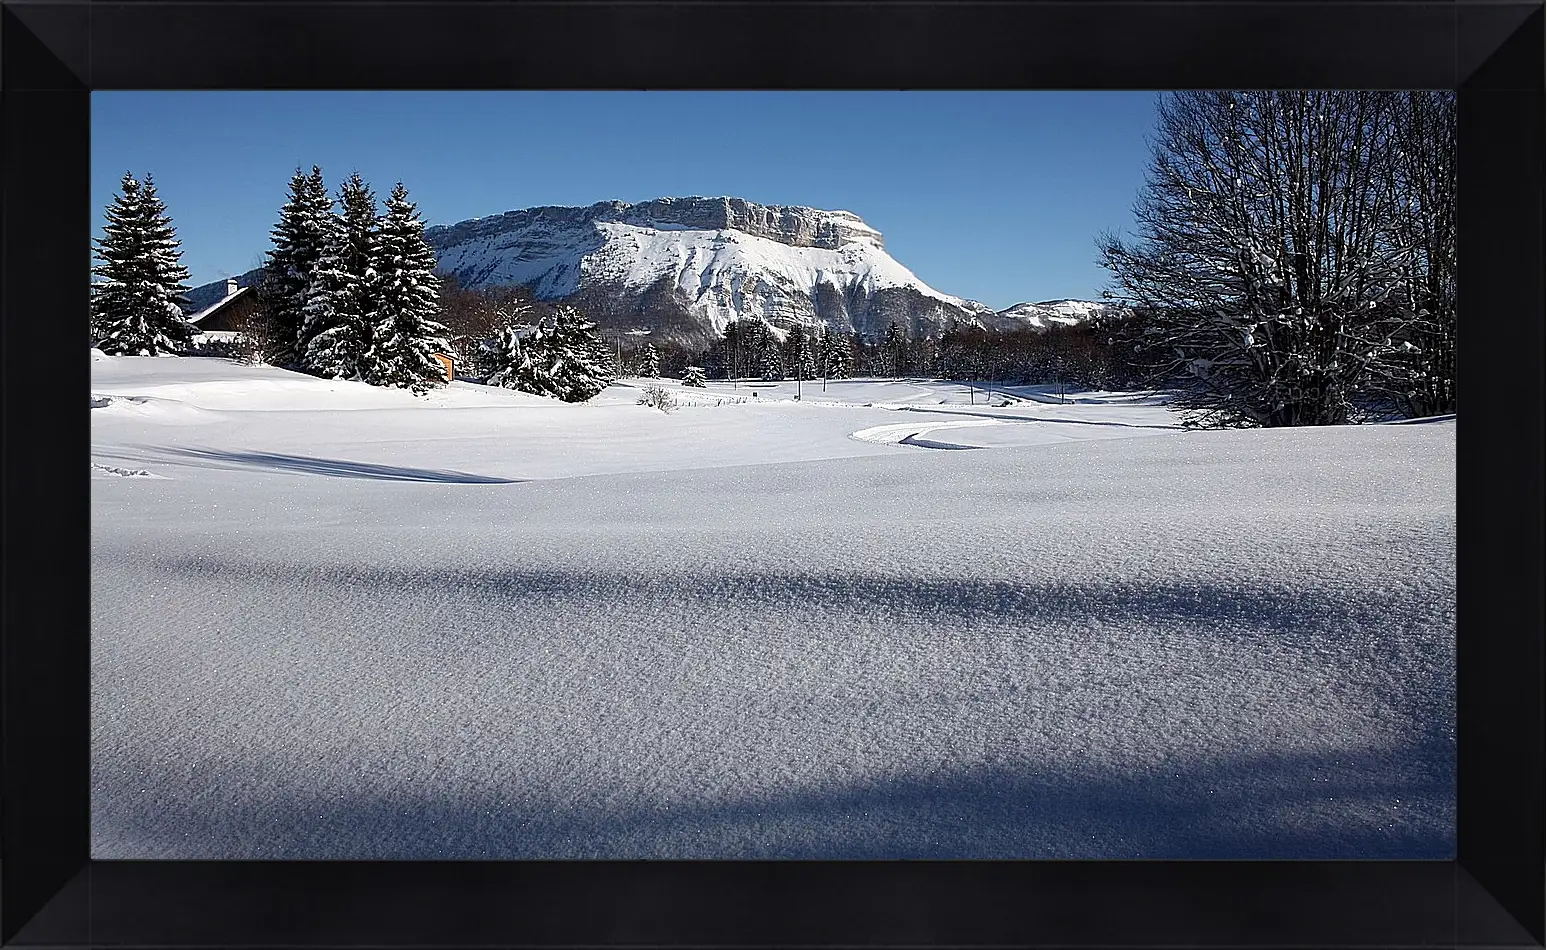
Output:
[91, 356, 1454, 860]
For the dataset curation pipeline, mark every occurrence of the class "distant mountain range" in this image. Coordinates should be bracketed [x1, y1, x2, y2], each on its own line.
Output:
[188, 196, 1112, 347]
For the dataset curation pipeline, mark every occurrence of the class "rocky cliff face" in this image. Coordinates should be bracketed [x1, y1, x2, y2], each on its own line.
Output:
[423, 196, 1006, 346]
[191, 197, 1106, 348]
[431, 197, 885, 255]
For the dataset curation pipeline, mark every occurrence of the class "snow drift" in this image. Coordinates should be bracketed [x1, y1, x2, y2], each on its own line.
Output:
[90, 356, 1454, 859]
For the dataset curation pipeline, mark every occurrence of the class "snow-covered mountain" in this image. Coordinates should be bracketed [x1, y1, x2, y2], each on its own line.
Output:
[995, 299, 1110, 329]
[189, 196, 1109, 346]
[424, 196, 1006, 345]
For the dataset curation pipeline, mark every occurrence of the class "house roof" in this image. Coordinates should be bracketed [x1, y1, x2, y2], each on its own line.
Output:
[186, 286, 252, 325]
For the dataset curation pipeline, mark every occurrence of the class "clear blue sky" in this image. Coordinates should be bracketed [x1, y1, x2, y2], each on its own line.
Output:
[92, 91, 1159, 309]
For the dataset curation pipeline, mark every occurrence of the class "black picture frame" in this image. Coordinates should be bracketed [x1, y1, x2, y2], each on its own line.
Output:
[4, 1, 1541, 946]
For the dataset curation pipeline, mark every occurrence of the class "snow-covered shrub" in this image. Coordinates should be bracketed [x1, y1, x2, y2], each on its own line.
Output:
[682, 366, 707, 387]
[636, 384, 677, 413]
[183, 334, 261, 364]
[483, 306, 616, 402]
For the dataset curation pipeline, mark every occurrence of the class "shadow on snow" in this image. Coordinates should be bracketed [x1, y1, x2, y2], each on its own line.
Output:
[141, 446, 523, 484]
[91, 554, 1455, 860]
[91, 734, 1455, 860]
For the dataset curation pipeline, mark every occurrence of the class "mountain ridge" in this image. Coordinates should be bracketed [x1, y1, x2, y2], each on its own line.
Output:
[187, 196, 1109, 345]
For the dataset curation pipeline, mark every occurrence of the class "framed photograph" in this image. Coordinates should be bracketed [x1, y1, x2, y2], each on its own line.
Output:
[3, 1, 1540, 946]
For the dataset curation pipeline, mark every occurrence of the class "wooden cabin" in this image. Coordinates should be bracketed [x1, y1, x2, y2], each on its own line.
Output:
[185, 278, 264, 334]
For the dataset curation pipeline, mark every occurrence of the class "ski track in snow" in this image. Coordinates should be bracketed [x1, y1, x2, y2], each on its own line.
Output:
[90, 357, 1455, 860]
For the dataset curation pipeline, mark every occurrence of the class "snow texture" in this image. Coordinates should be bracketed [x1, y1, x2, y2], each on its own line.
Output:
[91, 356, 1454, 860]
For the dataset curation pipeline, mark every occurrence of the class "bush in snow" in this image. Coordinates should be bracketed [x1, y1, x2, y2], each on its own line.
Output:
[182, 333, 261, 364]
[636, 384, 677, 413]
[682, 366, 707, 387]
[484, 306, 616, 402]
[484, 325, 545, 394]
[91, 172, 198, 355]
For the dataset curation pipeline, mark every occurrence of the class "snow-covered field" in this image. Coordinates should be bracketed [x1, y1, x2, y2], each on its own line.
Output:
[91, 354, 1455, 859]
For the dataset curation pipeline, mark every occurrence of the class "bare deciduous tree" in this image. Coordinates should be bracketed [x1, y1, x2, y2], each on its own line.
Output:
[1099, 90, 1455, 427]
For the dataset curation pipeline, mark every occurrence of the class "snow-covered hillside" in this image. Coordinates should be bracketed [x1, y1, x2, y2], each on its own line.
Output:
[996, 298, 1111, 328]
[91, 356, 1454, 860]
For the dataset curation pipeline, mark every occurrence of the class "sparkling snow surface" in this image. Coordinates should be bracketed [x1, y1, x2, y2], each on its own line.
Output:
[92, 357, 1454, 859]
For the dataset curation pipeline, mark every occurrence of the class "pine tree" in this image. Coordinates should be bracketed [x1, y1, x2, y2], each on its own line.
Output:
[304, 174, 379, 380]
[485, 325, 550, 394]
[546, 305, 618, 402]
[882, 322, 906, 378]
[682, 366, 707, 387]
[784, 324, 818, 380]
[263, 166, 337, 366]
[636, 342, 661, 378]
[91, 172, 197, 355]
[368, 182, 451, 393]
[758, 323, 785, 380]
[820, 327, 852, 379]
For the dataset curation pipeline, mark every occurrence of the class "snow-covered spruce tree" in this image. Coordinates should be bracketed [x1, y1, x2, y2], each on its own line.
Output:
[368, 182, 452, 393]
[782, 324, 819, 380]
[820, 327, 852, 379]
[1098, 91, 1421, 428]
[484, 324, 554, 395]
[636, 342, 661, 378]
[91, 172, 197, 355]
[304, 174, 379, 380]
[263, 166, 337, 366]
[758, 324, 785, 380]
[881, 322, 906, 378]
[682, 365, 707, 387]
[540, 306, 616, 402]
[720, 318, 756, 380]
